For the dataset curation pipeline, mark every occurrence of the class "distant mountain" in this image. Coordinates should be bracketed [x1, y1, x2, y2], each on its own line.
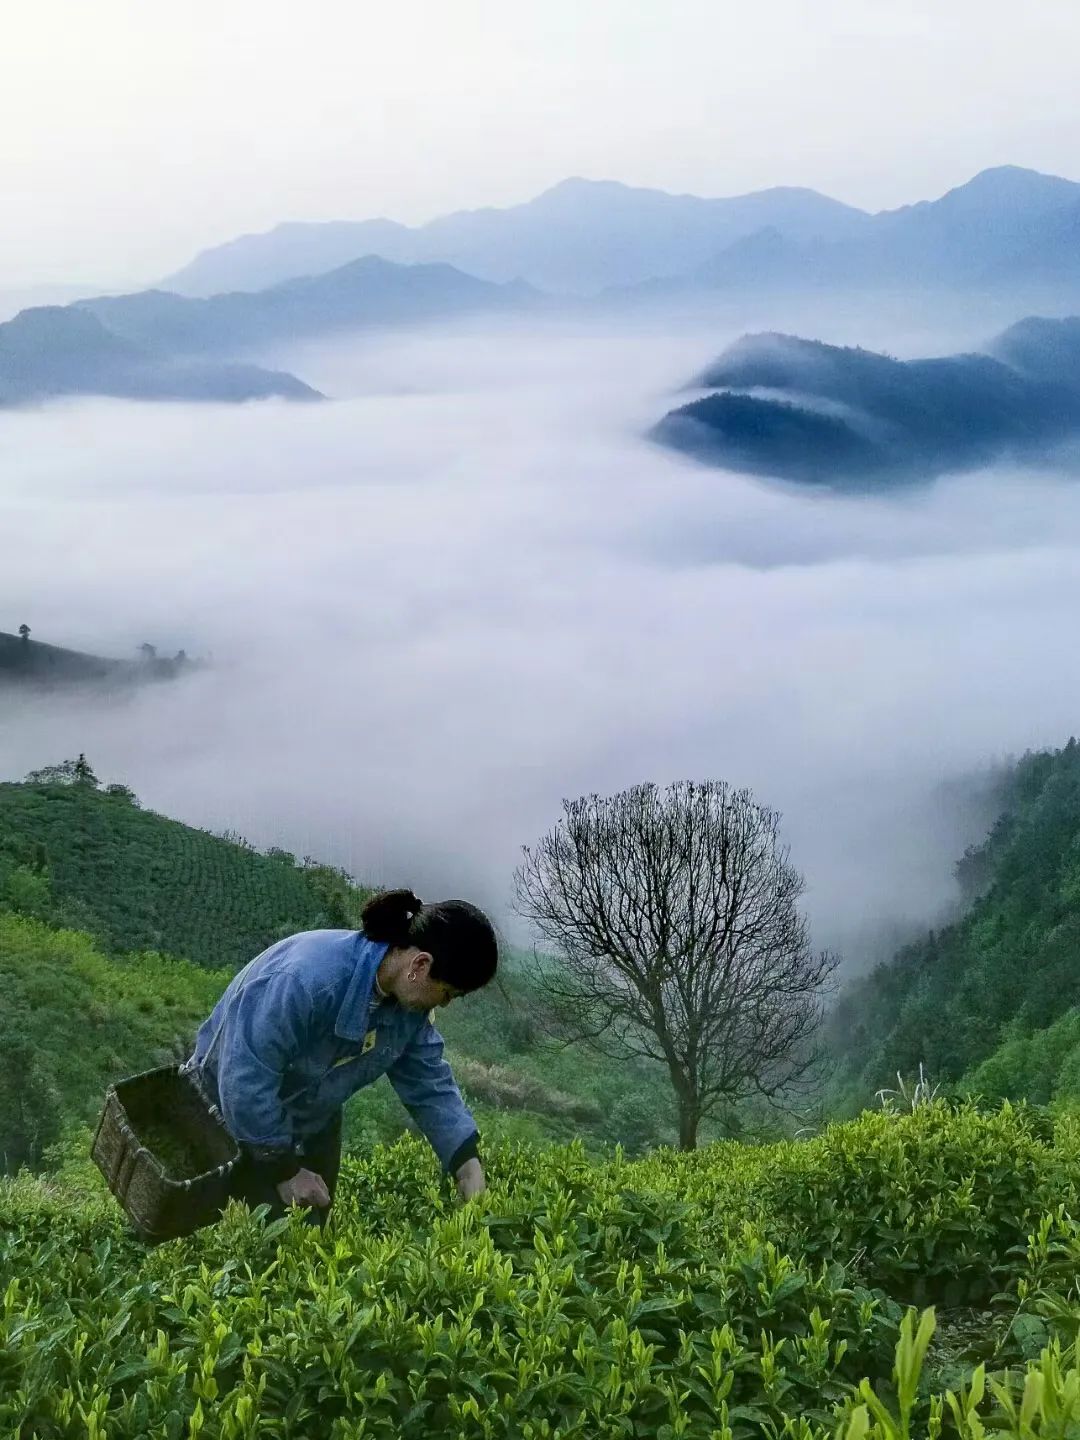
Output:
[0, 631, 199, 690]
[0, 282, 108, 324]
[0, 305, 319, 407]
[79, 256, 535, 357]
[164, 167, 1080, 302]
[652, 315, 1080, 486]
[163, 178, 872, 297]
[989, 205, 1080, 286]
[0, 254, 527, 409]
[699, 166, 1080, 293]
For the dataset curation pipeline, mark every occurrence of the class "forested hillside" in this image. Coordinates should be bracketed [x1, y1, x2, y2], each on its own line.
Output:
[0, 775, 354, 966]
[827, 739, 1080, 1109]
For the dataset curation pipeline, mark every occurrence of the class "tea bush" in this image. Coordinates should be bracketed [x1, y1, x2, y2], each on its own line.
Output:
[4, 1103, 1080, 1438]
[1, 1142, 899, 1438]
[753, 1102, 1080, 1305]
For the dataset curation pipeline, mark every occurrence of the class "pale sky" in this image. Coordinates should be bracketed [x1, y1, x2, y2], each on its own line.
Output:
[3, 0, 1080, 288]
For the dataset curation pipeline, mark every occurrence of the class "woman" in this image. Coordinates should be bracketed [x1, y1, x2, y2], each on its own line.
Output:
[182, 889, 498, 1224]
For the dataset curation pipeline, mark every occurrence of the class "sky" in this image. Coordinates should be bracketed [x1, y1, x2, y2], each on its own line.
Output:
[5, 305, 1080, 962]
[3, 0, 1080, 287]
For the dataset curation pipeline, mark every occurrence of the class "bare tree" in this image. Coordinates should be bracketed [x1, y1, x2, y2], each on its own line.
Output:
[513, 780, 839, 1149]
[18, 624, 30, 643]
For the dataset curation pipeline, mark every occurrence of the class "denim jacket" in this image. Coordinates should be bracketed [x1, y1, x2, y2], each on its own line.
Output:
[186, 929, 478, 1172]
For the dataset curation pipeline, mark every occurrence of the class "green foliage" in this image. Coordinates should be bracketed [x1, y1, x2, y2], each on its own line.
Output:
[0, 779, 356, 967]
[6, 1105, 1080, 1437]
[3, 862, 51, 919]
[0, 1001, 62, 1170]
[23, 754, 100, 788]
[836, 1306, 1080, 1438]
[752, 1102, 1080, 1307]
[299, 862, 368, 929]
[962, 1008, 1080, 1106]
[0, 1135, 901, 1439]
[600, 1091, 666, 1157]
[104, 783, 139, 805]
[0, 912, 226, 1164]
[829, 740, 1080, 1102]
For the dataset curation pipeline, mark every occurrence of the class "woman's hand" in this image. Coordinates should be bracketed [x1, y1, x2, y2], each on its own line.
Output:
[455, 1157, 486, 1200]
[276, 1167, 331, 1209]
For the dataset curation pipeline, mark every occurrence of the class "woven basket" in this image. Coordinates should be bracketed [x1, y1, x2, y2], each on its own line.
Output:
[91, 1064, 240, 1243]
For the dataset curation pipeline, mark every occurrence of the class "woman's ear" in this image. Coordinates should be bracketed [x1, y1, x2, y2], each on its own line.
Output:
[408, 950, 434, 981]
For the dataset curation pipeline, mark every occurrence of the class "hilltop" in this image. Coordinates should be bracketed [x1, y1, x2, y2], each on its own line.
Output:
[0, 777, 359, 965]
[0, 304, 319, 407]
[652, 316, 1080, 486]
[163, 177, 868, 296]
[79, 256, 536, 357]
[0, 629, 198, 691]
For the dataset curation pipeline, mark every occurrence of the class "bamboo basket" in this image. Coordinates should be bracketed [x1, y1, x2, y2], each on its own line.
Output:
[91, 1064, 240, 1243]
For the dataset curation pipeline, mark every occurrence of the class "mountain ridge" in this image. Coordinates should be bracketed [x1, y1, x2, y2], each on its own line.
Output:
[0, 630, 198, 689]
[77, 256, 535, 358]
[0, 254, 535, 409]
[0, 304, 321, 407]
[162, 165, 1080, 300]
[162, 176, 873, 297]
[652, 314, 1080, 486]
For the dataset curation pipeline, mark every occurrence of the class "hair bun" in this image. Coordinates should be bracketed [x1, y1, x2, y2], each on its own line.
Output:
[360, 888, 424, 945]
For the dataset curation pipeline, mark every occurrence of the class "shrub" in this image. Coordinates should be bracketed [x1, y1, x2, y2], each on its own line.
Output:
[4, 1108, 1080, 1437]
[755, 1101, 1080, 1305]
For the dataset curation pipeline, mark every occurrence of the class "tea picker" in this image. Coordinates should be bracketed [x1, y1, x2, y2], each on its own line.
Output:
[92, 891, 499, 1241]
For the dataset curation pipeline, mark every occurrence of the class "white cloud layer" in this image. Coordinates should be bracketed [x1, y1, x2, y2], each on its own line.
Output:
[3, 310, 1080, 965]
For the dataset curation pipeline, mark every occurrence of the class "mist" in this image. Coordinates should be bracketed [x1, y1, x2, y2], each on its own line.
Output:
[4, 306, 1080, 966]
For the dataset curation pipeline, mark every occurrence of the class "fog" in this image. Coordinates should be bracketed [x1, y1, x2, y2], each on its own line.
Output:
[4, 307, 1080, 965]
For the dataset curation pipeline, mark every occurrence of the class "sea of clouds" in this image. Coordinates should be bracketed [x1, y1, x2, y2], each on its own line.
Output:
[4, 301, 1080, 964]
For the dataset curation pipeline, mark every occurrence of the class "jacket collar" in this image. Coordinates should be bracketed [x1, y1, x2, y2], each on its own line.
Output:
[335, 934, 390, 1041]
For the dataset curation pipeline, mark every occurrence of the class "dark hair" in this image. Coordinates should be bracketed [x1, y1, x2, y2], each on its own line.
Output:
[360, 888, 498, 993]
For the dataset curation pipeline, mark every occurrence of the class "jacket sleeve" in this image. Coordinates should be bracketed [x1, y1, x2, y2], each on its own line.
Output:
[386, 1020, 479, 1173]
[215, 968, 327, 1171]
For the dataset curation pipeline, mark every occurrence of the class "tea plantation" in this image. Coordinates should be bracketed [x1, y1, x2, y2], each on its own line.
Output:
[0, 779, 345, 968]
[8, 750, 1080, 1434]
[5, 1101, 1080, 1436]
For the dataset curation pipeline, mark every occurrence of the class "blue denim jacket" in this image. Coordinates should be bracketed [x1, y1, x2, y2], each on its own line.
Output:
[186, 929, 477, 1171]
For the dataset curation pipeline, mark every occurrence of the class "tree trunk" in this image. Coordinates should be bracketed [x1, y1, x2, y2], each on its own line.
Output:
[677, 1099, 700, 1150]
